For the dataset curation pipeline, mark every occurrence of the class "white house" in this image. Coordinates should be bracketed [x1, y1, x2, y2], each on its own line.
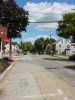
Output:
[51, 38, 75, 55]
[5, 44, 20, 54]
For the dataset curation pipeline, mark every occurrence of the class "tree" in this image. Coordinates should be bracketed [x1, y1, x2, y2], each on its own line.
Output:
[34, 38, 44, 53]
[21, 42, 33, 52]
[57, 13, 75, 42]
[0, 0, 29, 58]
[26, 42, 33, 52]
[12, 42, 18, 45]
[0, 0, 29, 38]
[44, 38, 56, 49]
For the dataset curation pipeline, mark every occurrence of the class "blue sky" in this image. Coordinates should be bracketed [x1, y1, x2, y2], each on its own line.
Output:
[13, 0, 75, 44]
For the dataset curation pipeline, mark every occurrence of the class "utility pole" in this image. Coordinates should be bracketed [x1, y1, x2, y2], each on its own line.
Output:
[21, 34, 23, 54]
[50, 31, 51, 43]
[49, 31, 51, 54]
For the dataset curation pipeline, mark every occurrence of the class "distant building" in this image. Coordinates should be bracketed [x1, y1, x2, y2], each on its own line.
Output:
[49, 38, 75, 55]
[5, 44, 20, 54]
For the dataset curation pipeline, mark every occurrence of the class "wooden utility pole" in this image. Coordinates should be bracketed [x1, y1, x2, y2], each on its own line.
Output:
[9, 38, 12, 60]
[49, 31, 51, 54]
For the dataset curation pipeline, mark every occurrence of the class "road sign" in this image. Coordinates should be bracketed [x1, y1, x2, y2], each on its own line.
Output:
[3, 38, 9, 43]
[0, 25, 8, 38]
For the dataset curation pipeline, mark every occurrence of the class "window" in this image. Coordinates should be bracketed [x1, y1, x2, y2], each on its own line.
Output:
[59, 44, 61, 47]
[67, 45, 70, 48]
[59, 49, 61, 54]
[61, 40, 63, 43]
[65, 40, 67, 44]
[73, 51, 75, 53]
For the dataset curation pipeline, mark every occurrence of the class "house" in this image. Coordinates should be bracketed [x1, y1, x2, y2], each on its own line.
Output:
[50, 38, 75, 55]
[5, 44, 20, 54]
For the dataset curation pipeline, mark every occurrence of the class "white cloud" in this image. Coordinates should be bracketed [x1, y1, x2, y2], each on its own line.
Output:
[24, 2, 75, 31]
[22, 35, 57, 44]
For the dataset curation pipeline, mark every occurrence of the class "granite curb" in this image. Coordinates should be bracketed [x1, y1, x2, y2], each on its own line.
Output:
[54, 55, 68, 59]
[0, 61, 16, 82]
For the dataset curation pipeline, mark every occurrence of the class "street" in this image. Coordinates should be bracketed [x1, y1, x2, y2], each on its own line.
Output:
[0, 54, 75, 100]
[29, 54, 75, 86]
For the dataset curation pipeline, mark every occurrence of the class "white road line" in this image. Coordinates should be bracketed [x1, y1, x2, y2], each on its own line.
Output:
[23, 58, 25, 59]
[19, 58, 21, 59]
[31, 58, 33, 59]
[57, 89, 63, 95]
[19, 58, 41, 60]
[27, 58, 30, 59]
[19, 89, 63, 99]
[35, 58, 38, 59]
[63, 96, 70, 100]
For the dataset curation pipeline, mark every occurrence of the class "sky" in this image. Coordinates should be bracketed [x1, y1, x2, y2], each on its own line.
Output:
[13, 0, 75, 44]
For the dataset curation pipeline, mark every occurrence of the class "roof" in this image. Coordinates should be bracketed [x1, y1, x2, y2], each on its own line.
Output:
[51, 38, 71, 45]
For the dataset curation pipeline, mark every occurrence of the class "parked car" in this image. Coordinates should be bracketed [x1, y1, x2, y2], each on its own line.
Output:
[23, 52, 27, 55]
[69, 54, 75, 61]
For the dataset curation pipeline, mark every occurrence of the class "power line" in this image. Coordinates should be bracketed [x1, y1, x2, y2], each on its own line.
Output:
[29, 20, 75, 23]
[29, 11, 64, 15]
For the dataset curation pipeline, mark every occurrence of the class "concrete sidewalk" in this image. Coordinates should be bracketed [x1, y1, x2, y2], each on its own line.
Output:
[0, 55, 75, 100]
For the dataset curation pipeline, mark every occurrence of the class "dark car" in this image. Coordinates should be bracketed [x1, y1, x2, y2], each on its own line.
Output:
[69, 54, 75, 61]
[23, 52, 27, 55]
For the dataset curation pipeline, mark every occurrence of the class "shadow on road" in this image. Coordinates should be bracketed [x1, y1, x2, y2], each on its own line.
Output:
[64, 65, 75, 71]
[42, 57, 69, 62]
[46, 67, 57, 69]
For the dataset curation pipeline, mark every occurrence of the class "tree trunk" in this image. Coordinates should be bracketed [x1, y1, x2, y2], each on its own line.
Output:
[9, 38, 12, 59]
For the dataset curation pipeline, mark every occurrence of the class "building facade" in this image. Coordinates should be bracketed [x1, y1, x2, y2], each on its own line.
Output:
[5, 44, 20, 54]
[51, 38, 75, 55]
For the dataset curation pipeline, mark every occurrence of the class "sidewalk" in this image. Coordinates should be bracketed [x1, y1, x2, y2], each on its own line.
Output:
[54, 54, 69, 59]
[0, 55, 75, 100]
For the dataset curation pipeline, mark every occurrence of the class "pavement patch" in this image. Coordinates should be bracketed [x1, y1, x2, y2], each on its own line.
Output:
[0, 90, 3, 95]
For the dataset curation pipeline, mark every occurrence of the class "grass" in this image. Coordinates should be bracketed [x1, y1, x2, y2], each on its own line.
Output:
[0, 58, 13, 75]
[56, 54, 69, 57]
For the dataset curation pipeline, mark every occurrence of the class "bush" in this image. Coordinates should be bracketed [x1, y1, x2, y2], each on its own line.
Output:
[0, 58, 13, 74]
[62, 52, 65, 55]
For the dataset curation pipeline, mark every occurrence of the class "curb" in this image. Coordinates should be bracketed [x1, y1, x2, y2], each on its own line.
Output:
[0, 62, 16, 82]
[54, 55, 68, 59]
[12, 56, 21, 58]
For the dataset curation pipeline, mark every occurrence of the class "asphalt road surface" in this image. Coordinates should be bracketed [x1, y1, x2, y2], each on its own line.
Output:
[29, 54, 75, 86]
[0, 54, 75, 100]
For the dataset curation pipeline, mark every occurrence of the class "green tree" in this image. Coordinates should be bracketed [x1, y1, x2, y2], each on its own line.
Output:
[0, 0, 29, 58]
[57, 13, 75, 42]
[21, 42, 33, 52]
[12, 42, 18, 45]
[21, 43, 27, 52]
[44, 38, 56, 49]
[34, 38, 44, 53]
[26, 42, 33, 52]
[0, 0, 29, 38]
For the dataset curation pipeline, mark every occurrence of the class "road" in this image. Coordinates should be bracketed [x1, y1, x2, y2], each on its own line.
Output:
[29, 53, 75, 86]
[0, 54, 75, 100]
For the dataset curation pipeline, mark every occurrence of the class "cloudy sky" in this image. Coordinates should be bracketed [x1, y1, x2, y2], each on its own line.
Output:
[13, 0, 75, 44]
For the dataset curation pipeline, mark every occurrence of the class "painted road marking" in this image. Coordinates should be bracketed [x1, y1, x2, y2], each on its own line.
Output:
[18, 58, 41, 60]
[19, 89, 70, 100]
[63, 96, 70, 100]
